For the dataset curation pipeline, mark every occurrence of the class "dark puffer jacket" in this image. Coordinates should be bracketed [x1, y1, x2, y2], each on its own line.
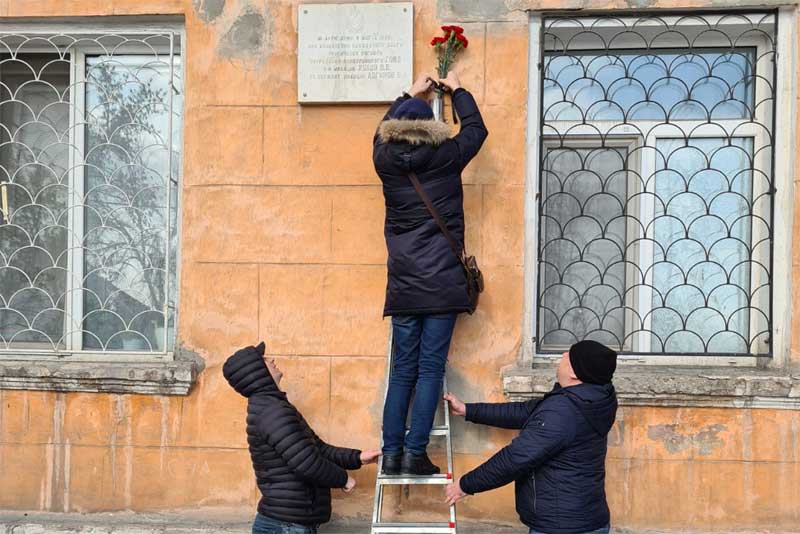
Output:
[460, 383, 618, 534]
[223, 343, 362, 526]
[373, 89, 488, 316]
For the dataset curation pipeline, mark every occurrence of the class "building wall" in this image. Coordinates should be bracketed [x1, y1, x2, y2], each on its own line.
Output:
[0, 0, 799, 530]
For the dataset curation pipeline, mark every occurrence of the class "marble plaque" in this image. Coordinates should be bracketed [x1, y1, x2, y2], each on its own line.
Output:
[297, 2, 414, 103]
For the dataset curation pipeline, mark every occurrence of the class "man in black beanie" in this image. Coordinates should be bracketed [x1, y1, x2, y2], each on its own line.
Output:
[444, 340, 618, 534]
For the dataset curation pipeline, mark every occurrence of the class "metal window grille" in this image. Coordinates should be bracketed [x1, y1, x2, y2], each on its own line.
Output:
[537, 13, 777, 356]
[0, 30, 182, 356]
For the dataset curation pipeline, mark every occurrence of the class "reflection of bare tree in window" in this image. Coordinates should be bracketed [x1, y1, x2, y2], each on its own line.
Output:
[0, 35, 181, 356]
[83, 56, 178, 352]
[0, 55, 70, 349]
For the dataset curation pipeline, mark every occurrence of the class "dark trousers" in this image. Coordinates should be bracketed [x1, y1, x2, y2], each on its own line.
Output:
[531, 525, 610, 534]
[252, 513, 317, 534]
[381, 313, 457, 455]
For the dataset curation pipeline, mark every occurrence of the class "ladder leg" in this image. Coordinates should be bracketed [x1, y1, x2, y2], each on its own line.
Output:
[443, 376, 453, 475]
[372, 331, 394, 534]
[443, 375, 457, 534]
[372, 456, 384, 526]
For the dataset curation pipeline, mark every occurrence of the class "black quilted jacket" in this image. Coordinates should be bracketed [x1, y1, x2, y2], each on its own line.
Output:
[223, 343, 362, 526]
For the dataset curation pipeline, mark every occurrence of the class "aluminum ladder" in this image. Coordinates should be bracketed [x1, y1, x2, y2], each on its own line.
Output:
[371, 338, 457, 534]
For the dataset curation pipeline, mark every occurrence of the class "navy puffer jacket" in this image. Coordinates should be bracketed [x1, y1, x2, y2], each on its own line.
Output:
[373, 89, 488, 316]
[223, 343, 362, 526]
[460, 383, 618, 534]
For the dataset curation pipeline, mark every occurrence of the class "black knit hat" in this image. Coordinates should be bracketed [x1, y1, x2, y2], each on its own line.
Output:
[568, 340, 617, 385]
[392, 97, 434, 120]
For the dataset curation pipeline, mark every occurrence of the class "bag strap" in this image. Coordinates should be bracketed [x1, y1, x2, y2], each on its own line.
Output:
[408, 172, 465, 264]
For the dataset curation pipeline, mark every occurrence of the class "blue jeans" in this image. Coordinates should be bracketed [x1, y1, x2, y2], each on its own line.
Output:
[530, 526, 610, 534]
[253, 513, 317, 534]
[382, 313, 457, 455]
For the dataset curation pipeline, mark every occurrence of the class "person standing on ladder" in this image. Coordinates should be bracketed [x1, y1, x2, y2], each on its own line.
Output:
[372, 70, 488, 476]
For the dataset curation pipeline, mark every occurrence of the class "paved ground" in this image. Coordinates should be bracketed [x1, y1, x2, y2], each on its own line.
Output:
[1, 512, 798, 534]
[0, 511, 520, 534]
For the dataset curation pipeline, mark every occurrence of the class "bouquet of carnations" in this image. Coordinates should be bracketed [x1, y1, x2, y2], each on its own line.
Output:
[431, 25, 469, 78]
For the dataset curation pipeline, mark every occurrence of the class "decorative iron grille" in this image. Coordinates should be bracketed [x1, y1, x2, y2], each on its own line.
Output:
[0, 31, 182, 355]
[537, 13, 776, 356]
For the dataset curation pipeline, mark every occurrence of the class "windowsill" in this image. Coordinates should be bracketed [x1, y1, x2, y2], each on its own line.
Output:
[0, 348, 205, 396]
[503, 363, 800, 409]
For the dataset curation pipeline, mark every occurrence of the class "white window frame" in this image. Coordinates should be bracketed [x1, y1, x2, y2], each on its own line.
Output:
[0, 21, 185, 363]
[522, 10, 797, 369]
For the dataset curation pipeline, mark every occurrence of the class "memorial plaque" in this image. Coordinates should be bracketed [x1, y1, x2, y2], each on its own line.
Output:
[298, 2, 413, 103]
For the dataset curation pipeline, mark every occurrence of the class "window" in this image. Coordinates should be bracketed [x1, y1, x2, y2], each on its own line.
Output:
[0, 30, 182, 358]
[534, 13, 777, 359]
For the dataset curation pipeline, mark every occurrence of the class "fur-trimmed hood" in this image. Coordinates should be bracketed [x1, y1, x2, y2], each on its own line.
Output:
[378, 119, 452, 146]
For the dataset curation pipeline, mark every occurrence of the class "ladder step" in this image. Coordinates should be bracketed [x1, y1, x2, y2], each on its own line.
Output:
[403, 425, 449, 436]
[377, 473, 452, 485]
[372, 523, 456, 533]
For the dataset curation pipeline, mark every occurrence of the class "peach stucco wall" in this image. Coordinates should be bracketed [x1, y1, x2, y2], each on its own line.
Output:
[1, 0, 799, 530]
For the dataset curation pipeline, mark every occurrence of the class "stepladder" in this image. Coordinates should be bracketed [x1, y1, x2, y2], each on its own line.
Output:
[371, 338, 457, 534]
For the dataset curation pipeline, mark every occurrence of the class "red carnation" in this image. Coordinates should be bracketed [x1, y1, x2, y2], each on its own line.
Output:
[442, 25, 465, 34]
[430, 27, 469, 77]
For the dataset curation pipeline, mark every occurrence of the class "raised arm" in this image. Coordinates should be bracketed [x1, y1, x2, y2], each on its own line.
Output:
[259, 402, 350, 489]
[459, 407, 574, 495]
[445, 391, 539, 430]
[465, 399, 541, 430]
[306, 424, 363, 470]
[438, 71, 488, 168]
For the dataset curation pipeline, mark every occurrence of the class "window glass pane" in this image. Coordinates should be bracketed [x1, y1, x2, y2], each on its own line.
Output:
[0, 54, 70, 350]
[83, 54, 181, 352]
[544, 49, 756, 121]
[539, 14, 775, 357]
[539, 146, 629, 351]
[651, 138, 754, 353]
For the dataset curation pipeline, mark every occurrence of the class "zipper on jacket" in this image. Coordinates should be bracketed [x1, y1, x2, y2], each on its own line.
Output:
[532, 472, 537, 513]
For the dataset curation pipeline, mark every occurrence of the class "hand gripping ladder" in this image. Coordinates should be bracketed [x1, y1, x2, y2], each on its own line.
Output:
[371, 338, 457, 534]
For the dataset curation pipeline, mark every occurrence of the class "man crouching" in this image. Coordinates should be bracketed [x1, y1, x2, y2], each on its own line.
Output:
[444, 340, 618, 534]
[223, 342, 380, 534]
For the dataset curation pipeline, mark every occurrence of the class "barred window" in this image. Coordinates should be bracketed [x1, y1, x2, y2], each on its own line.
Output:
[536, 14, 776, 357]
[0, 30, 182, 356]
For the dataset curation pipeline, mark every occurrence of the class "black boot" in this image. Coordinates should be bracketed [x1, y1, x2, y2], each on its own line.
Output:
[382, 453, 402, 475]
[401, 451, 440, 476]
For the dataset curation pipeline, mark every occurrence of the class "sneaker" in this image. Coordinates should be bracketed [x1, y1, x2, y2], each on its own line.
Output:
[401, 451, 440, 476]
[382, 453, 402, 475]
